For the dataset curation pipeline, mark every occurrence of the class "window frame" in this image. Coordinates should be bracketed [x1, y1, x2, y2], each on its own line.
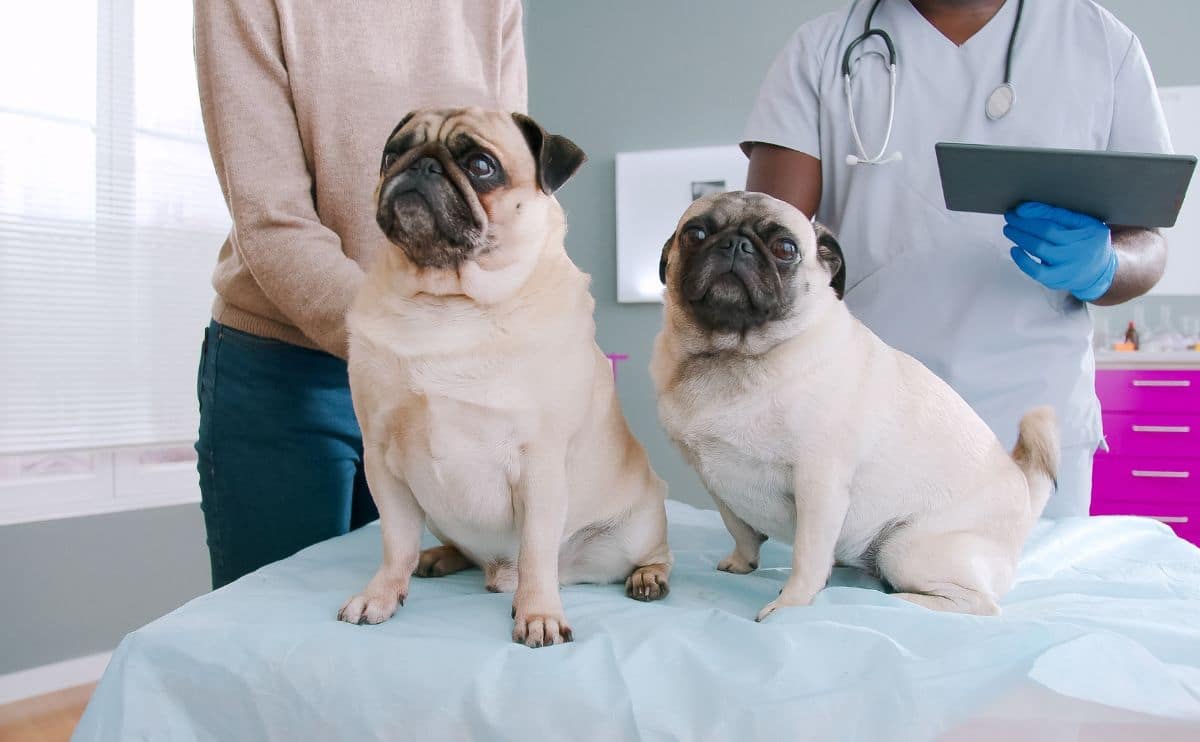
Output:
[0, 0, 202, 525]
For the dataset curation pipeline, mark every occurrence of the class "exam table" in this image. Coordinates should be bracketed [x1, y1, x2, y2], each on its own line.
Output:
[74, 501, 1200, 741]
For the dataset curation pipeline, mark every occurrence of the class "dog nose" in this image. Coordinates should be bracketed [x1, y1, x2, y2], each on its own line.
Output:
[718, 236, 755, 256]
[409, 156, 443, 176]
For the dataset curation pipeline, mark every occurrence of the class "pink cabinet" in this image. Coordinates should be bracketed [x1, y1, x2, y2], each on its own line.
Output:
[1100, 412, 1198, 457]
[1092, 362, 1200, 546]
[1094, 369, 1200, 412]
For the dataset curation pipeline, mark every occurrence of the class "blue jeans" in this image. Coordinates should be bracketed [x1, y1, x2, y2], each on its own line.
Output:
[195, 321, 378, 589]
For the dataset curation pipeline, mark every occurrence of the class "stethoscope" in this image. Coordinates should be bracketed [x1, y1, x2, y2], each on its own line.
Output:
[842, 0, 1025, 165]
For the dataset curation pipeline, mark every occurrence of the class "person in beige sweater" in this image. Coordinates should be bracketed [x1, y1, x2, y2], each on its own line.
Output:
[194, 0, 528, 588]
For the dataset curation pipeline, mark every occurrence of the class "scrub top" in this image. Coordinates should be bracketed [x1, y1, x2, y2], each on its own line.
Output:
[742, 0, 1172, 516]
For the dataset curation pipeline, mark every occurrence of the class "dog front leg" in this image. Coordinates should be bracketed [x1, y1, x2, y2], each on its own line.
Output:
[338, 445, 424, 625]
[714, 497, 766, 574]
[756, 466, 849, 622]
[512, 450, 572, 647]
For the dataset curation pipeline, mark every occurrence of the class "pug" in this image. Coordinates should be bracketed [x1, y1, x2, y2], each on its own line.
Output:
[338, 108, 672, 646]
[651, 191, 1058, 620]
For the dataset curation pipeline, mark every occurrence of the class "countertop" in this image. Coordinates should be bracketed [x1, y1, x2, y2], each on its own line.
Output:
[1095, 350, 1200, 368]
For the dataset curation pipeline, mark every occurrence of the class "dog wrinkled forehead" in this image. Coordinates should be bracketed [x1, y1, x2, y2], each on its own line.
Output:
[388, 107, 507, 140]
[384, 108, 532, 166]
[677, 191, 816, 243]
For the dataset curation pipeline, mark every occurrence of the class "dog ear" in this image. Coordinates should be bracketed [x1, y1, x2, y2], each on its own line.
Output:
[512, 113, 588, 194]
[385, 112, 416, 146]
[815, 228, 846, 300]
[659, 233, 676, 285]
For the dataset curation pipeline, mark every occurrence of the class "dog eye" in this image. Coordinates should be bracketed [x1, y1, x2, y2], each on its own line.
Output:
[681, 227, 707, 248]
[464, 153, 497, 179]
[771, 239, 799, 261]
[381, 152, 399, 172]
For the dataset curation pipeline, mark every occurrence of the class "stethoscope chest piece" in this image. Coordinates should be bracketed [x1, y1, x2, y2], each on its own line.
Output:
[985, 82, 1015, 120]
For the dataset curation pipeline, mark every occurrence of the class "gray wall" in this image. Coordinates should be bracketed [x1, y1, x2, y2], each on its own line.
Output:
[1091, 0, 1200, 332]
[1, 0, 1197, 677]
[0, 504, 209, 674]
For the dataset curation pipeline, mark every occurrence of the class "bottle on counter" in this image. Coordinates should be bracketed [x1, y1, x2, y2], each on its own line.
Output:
[1124, 321, 1140, 351]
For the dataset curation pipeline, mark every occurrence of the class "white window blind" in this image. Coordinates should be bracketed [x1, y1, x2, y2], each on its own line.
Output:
[0, 2, 227, 522]
[1, 0, 226, 453]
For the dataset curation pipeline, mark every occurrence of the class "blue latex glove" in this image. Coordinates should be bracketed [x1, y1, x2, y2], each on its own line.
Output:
[1003, 202, 1119, 302]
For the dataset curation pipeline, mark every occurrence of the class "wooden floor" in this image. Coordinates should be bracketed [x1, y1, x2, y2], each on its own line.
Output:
[0, 684, 95, 742]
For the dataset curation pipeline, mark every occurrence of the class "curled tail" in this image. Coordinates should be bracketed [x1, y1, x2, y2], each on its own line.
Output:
[1011, 406, 1060, 520]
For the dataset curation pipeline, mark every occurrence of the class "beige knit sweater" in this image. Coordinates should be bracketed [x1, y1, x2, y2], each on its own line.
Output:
[195, 0, 528, 358]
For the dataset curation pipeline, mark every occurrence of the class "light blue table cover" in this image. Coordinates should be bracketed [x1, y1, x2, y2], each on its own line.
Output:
[75, 502, 1200, 741]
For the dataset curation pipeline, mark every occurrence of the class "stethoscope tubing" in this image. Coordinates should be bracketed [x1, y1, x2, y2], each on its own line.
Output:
[841, 0, 1024, 165]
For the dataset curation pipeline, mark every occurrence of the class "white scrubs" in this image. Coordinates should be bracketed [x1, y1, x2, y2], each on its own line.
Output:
[743, 0, 1172, 517]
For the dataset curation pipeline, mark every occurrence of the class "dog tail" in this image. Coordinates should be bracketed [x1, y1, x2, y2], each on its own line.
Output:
[1011, 406, 1060, 521]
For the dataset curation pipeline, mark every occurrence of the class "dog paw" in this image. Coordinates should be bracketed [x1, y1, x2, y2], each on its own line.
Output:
[338, 571, 409, 625]
[337, 590, 404, 625]
[717, 553, 757, 574]
[755, 589, 817, 622]
[414, 545, 471, 578]
[625, 563, 670, 602]
[512, 611, 573, 648]
[755, 598, 782, 623]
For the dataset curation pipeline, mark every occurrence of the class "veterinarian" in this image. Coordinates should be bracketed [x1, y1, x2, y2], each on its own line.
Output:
[193, 0, 527, 588]
[742, 0, 1171, 517]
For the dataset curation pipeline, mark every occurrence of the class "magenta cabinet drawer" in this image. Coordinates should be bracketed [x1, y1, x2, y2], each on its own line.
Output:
[1092, 454, 1198, 506]
[1095, 369, 1200, 413]
[1090, 499, 1198, 543]
[1101, 412, 1200, 457]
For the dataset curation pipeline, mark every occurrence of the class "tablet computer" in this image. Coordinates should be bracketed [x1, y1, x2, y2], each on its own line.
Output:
[935, 142, 1197, 228]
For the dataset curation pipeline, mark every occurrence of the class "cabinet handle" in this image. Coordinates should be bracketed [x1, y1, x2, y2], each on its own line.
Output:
[1131, 470, 1190, 479]
[1131, 379, 1191, 388]
[1146, 515, 1189, 524]
[1131, 425, 1191, 433]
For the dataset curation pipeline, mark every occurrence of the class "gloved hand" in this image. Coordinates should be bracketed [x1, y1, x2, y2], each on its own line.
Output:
[1003, 202, 1119, 302]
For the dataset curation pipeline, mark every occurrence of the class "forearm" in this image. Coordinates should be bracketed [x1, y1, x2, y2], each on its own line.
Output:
[195, 0, 364, 357]
[745, 143, 822, 218]
[1093, 226, 1166, 306]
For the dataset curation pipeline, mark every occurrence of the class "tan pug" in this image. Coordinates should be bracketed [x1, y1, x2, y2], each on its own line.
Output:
[652, 191, 1058, 620]
[337, 108, 672, 647]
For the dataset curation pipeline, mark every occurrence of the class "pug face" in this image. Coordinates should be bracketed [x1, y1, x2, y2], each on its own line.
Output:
[659, 191, 845, 335]
[375, 108, 586, 270]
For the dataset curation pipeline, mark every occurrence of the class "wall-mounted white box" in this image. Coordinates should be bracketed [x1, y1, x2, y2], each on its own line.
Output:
[615, 145, 748, 303]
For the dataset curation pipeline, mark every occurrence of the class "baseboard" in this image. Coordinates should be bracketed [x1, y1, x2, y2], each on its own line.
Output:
[0, 652, 112, 706]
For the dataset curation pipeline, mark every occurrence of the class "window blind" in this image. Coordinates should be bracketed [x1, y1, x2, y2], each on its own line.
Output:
[0, 1, 228, 455]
